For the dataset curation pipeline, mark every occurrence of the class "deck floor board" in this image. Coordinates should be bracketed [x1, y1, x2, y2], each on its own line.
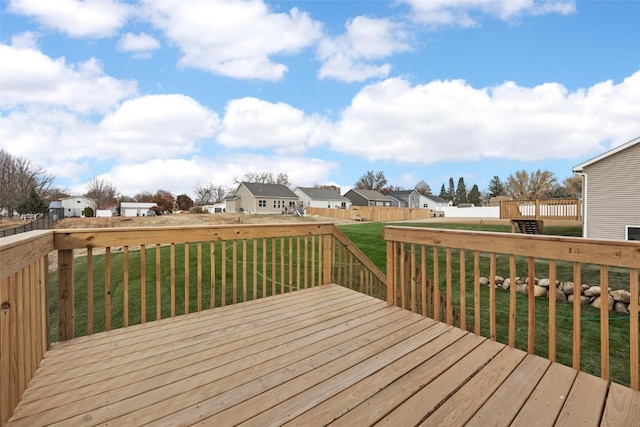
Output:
[7, 284, 640, 426]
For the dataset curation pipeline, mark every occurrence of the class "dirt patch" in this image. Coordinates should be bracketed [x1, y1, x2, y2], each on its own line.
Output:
[54, 212, 357, 229]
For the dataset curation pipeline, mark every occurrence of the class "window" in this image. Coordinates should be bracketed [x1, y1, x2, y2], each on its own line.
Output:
[258, 200, 266, 207]
[626, 226, 640, 241]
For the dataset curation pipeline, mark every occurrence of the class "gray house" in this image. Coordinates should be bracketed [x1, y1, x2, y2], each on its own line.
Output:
[294, 187, 351, 209]
[387, 190, 425, 208]
[227, 182, 299, 214]
[344, 189, 391, 207]
[572, 136, 640, 240]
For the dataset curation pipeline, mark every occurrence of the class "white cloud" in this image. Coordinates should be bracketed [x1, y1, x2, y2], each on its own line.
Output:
[97, 94, 220, 161]
[331, 71, 640, 163]
[0, 43, 137, 113]
[218, 97, 329, 154]
[142, 0, 322, 81]
[400, 0, 576, 26]
[1, 94, 220, 175]
[7, 0, 131, 38]
[318, 16, 411, 82]
[117, 32, 161, 55]
[100, 154, 338, 197]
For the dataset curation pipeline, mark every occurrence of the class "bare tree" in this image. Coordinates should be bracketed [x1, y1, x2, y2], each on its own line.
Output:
[85, 178, 118, 209]
[194, 182, 231, 204]
[354, 171, 387, 192]
[134, 191, 154, 203]
[0, 149, 55, 215]
[414, 180, 432, 196]
[563, 175, 582, 198]
[505, 169, 557, 199]
[234, 172, 292, 188]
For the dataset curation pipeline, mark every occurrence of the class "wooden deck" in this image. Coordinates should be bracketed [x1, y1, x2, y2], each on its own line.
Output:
[8, 285, 640, 426]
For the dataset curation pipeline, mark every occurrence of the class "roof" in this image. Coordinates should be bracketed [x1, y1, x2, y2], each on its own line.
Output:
[347, 188, 389, 201]
[388, 190, 416, 197]
[295, 187, 349, 201]
[573, 136, 640, 172]
[240, 182, 297, 198]
[425, 195, 448, 203]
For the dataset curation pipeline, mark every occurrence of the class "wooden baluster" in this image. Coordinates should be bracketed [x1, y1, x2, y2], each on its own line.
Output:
[196, 242, 202, 312]
[600, 265, 609, 381]
[221, 241, 226, 306]
[473, 250, 480, 335]
[170, 243, 176, 317]
[527, 257, 535, 353]
[105, 248, 111, 331]
[573, 262, 582, 370]
[489, 252, 496, 340]
[548, 260, 557, 362]
[87, 248, 93, 334]
[630, 268, 639, 390]
[155, 245, 161, 320]
[140, 245, 146, 323]
[459, 249, 466, 330]
[508, 255, 516, 347]
[123, 246, 129, 327]
[253, 238, 258, 300]
[210, 241, 216, 309]
[446, 248, 452, 324]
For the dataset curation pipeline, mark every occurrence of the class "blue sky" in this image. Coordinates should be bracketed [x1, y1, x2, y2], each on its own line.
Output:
[1, 0, 639, 198]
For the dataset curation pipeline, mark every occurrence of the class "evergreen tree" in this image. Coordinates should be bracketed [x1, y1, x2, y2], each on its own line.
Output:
[439, 184, 447, 200]
[455, 177, 467, 205]
[468, 184, 482, 205]
[447, 177, 455, 203]
[487, 176, 505, 198]
[16, 187, 47, 214]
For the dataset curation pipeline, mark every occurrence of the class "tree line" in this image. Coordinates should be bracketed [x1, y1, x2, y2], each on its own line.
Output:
[0, 149, 582, 217]
[354, 169, 581, 206]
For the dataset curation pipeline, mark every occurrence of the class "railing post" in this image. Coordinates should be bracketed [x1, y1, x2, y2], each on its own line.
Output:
[58, 249, 74, 341]
[535, 199, 541, 219]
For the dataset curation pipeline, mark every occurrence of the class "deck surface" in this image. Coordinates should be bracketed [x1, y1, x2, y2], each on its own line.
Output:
[8, 284, 640, 426]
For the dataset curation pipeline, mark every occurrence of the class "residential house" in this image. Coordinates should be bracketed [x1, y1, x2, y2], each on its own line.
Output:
[59, 197, 96, 218]
[120, 202, 157, 217]
[422, 195, 453, 211]
[344, 189, 391, 207]
[294, 187, 351, 210]
[386, 190, 429, 208]
[227, 182, 299, 214]
[573, 136, 640, 240]
[201, 203, 226, 213]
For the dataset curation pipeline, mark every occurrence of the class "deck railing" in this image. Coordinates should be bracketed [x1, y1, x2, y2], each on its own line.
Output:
[0, 223, 385, 425]
[500, 198, 582, 220]
[383, 226, 639, 390]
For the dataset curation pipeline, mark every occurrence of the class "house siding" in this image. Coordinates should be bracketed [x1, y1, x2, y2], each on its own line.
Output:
[235, 184, 298, 214]
[583, 142, 640, 240]
[344, 190, 368, 206]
